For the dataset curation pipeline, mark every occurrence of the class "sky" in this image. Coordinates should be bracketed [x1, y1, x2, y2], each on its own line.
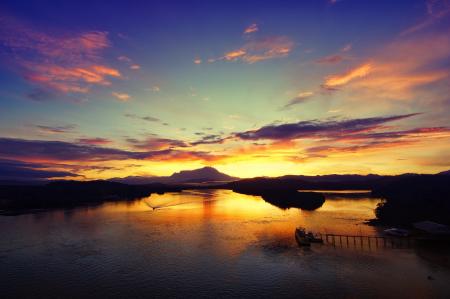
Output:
[0, 0, 449, 180]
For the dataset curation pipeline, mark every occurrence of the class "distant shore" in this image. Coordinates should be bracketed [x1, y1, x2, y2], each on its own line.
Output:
[1, 174, 449, 225]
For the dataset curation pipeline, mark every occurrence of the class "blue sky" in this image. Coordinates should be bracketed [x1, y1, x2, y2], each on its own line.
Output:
[0, 0, 449, 180]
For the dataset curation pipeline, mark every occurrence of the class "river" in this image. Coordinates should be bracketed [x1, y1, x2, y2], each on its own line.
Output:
[1, 189, 449, 298]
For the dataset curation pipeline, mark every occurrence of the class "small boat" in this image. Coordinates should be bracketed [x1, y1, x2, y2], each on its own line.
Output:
[295, 228, 311, 246]
[384, 228, 410, 237]
[306, 232, 324, 243]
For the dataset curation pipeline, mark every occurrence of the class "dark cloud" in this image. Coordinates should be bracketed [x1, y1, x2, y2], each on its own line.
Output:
[316, 54, 344, 64]
[34, 124, 77, 134]
[77, 137, 112, 145]
[0, 138, 146, 161]
[126, 137, 188, 150]
[191, 134, 228, 146]
[300, 127, 450, 160]
[283, 92, 314, 109]
[0, 138, 223, 166]
[124, 113, 160, 122]
[234, 113, 421, 141]
[0, 159, 78, 180]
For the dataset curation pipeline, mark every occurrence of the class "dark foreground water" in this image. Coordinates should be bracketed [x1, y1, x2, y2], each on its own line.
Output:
[1, 189, 449, 298]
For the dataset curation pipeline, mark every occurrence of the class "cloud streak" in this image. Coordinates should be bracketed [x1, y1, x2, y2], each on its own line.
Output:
[244, 23, 258, 34]
[211, 36, 294, 64]
[323, 63, 372, 89]
[0, 138, 225, 164]
[126, 137, 188, 150]
[234, 113, 420, 141]
[77, 138, 112, 145]
[124, 113, 161, 122]
[321, 33, 450, 100]
[34, 124, 77, 134]
[0, 159, 78, 180]
[283, 91, 314, 109]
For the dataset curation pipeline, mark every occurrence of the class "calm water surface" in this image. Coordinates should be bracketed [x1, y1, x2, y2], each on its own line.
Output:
[1, 189, 449, 298]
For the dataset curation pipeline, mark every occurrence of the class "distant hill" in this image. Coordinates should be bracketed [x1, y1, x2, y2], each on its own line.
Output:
[438, 170, 450, 175]
[110, 166, 238, 185]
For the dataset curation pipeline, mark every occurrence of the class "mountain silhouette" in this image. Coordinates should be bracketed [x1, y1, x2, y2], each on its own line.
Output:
[111, 166, 237, 184]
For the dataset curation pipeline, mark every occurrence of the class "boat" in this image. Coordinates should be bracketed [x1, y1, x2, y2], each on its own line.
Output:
[306, 231, 324, 243]
[295, 228, 311, 246]
[384, 228, 410, 237]
[295, 227, 325, 246]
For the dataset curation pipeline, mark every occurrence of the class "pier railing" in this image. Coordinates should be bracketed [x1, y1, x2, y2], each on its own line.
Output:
[315, 233, 414, 249]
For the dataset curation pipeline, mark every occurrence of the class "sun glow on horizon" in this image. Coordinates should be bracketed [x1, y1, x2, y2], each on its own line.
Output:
[0, 1, 449, 181]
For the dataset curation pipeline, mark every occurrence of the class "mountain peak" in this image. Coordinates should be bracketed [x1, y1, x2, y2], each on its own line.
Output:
[169, 167, 236, 183]
[110, 167, 237, 185]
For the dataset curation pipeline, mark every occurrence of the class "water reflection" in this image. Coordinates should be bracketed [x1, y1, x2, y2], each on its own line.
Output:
[1, 189, 449, 298]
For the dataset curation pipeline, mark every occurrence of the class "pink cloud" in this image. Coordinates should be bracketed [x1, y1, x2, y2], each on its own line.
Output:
[25, 64, 121, 93]
[244, 23, 258, 34]
[0, 15, 120, 94]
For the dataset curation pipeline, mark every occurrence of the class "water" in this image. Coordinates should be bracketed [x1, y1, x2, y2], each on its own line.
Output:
[1, 189, 449, 298]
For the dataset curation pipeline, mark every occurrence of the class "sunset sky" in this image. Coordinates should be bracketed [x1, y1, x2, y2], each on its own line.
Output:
[0, 0, 449, 180]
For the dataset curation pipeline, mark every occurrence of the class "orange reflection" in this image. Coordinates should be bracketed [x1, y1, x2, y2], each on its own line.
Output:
[98, 190, 382, 256]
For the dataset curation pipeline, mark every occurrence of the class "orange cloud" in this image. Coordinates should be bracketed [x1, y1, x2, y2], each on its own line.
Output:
[338, 33, 450, 100]
[214, 36, 294, 64]
[323, 63, 372, 88]
[112, 92, 131, 101]
[224, 49, 247, 60]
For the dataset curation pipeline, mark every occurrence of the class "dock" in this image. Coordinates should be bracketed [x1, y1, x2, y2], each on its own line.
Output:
[306, 232, 414, 249]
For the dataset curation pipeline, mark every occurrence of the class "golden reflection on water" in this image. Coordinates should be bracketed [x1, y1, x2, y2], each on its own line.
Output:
[2, 189, 450, 298]
[102, 189, 382, 241]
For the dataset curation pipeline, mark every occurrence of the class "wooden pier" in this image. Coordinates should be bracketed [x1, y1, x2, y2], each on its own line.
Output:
[311, 233, 414, 249]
